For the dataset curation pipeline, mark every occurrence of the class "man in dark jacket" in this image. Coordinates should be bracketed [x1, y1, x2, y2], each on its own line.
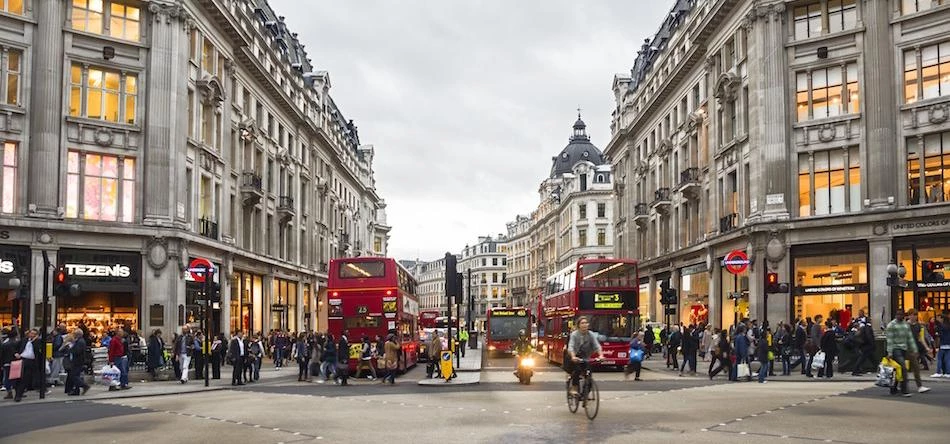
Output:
[337, 333, 350, 386]
[13, 328, 42, 402]
[756, 333, 770, 383]
[679, 326, 699, 375]
[146, 329, 165, 381]
[68, 329, 91, 396]
[228, 330, 246, 386]
[643, 326, 655, 359]
[667, 326, 681, 370]
[1, 328, 19, 398]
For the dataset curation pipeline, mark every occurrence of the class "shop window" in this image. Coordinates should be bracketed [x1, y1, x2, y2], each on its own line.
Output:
[1, 0, 23, 15]
[65, 151, 135, 222]
[1, 142, 15, 213]
[69, 64, 137, 124]
[903, 42, 950, 104]
[902, 0, 949, 15]
[798, 147, 860, 216]
[908, 131, 950, 205]
[680, 271, 710, 326]
[793, 252, 868, 323]
[796, 63, 859, 121]
[4, 49, 21, 106]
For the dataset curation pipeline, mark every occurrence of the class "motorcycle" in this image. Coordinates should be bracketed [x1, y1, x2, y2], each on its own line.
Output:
[515, 353, 535, 385]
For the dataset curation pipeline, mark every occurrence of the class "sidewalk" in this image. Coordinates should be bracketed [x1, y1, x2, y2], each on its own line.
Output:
[416, 343, 483, 386]
[0, 360, 298, 407]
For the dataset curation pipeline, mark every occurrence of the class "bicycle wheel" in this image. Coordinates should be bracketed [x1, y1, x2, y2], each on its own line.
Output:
[584, 378, 599, 420]
[566, 379, 579, 413]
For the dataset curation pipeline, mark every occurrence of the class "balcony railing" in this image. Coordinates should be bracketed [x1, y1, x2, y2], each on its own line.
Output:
[277, 196, 295, 223]
[241, 172, 264, 206]
[634, 203, 649, 216]
[651, 187, 672, 213]
[677, 167, 701, 198]
[199, 217, 218, 240]
[719, 212, 739, 233]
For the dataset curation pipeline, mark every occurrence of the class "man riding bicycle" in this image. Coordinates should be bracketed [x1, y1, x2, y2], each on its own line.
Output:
[567, 316, 602, 396]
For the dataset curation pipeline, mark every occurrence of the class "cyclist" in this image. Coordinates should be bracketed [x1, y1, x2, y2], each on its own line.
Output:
[567, 316, 602, 396]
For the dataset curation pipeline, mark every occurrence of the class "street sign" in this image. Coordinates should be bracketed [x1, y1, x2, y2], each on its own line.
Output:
[723, 250, 750, 275]
[188, 258, 214, 282]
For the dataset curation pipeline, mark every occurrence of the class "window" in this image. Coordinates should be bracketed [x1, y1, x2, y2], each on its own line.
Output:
[69, 64, 137, 124]
[828, 0, 857, 34]
[798, 147, 860, 216]
[902, 0, 949, 14]
[109, 3, 140, 41]
[903, 42, 950, 104]
[65, 151, 135, 222]
[597, 228, 606, 246]
[597, 203, 606, 218]
[1, 142, 15, 213]
[492, 273, 498, 284]
[578, 203, 586, 219]
[578, 228, 587, 246]
[1, 0, 24, 15]
[4, 49, 21, 106]
[71, 0, 104, 34]
[492, 258, 498, 266]
[579, 174, 587, 191]
[907, 131, 950, 205]
[796, 63, 859, 121]
[793, 3, 822, 40]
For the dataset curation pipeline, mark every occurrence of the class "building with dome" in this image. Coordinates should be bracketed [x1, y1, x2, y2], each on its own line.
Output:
[505, 114, 614, 311]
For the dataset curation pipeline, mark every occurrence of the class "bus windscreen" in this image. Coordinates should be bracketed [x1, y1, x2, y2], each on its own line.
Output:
[338, 261, 386, 278]
[579, 262, 637, 288]
[489, 316, 528, 340]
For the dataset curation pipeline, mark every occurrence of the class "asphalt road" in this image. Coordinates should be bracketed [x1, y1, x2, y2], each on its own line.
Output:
[2, 353, 948, 444]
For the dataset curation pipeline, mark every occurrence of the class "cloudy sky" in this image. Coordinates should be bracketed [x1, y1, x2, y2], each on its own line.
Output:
[271, 0, 673, 262]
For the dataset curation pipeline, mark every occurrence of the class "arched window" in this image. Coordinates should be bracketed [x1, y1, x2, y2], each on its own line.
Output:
[596, 174, 605, 183]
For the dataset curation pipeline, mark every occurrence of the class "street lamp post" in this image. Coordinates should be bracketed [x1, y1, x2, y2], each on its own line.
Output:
[886, 260, 907, 323]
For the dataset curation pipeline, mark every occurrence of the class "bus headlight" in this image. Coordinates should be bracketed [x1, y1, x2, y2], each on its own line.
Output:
[488, 345, 496, 351]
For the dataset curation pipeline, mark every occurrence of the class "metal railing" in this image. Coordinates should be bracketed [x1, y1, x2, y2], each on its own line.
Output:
[719, 212, 739, 233]
[278, 196, 294, 211]
[652, 187, 671, 205]
[241, 172, 263, 192]
[679, 167, 700, 186]
[199, 217, 218, 239]
[634, 203, 649, 216]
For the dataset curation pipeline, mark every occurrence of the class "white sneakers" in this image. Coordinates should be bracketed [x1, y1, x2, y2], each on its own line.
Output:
[930, 373, 943, 378]
[918, 386, 931, 394]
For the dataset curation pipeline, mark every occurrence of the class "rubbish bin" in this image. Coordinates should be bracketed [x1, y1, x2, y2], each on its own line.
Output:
[468, 330, 478, 349]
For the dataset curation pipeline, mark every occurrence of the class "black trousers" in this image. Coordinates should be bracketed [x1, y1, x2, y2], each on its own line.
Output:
[231, 359, 244, 385]
[14, 359, 36, 400]
[624, 361, 642, 378]
[194, 354, 205, 379]
[211, 355, 221, 379]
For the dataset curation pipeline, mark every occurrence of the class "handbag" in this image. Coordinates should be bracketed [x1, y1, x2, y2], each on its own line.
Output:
[9, 359, 22, 380]
[811, 351, 826, 370]
[629, 348, 644, 363]
[875, 364, 895, 388]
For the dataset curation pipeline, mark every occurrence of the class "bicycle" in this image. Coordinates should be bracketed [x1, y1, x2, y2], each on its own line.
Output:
[565, 358, 600, 420]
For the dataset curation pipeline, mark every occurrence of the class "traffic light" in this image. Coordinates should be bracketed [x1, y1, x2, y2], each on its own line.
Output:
[765, 272, 779, 293]
[54, 265, 81, 297]
[659, 280, 677, 305]
[921, 260, 945, 283]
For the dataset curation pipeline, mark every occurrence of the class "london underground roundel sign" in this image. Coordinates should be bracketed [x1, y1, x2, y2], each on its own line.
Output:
[188, 257, 213, 282]
[723, 250, 750, 275]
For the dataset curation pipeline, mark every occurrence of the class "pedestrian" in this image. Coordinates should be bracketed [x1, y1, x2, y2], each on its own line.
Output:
[643, 326, 655, 359]
[48, 326, 66, 387]
[624, 332, 645, 381]
[429, 331, 443, 378]
[679, 325, 698, 376]
[805, 315, 823, 378]
[273, 331, 286, 370]
[294, 332, 311, 382]
[851, 319, 876, 376]
[67, 328, 90, 396]
[146, 329, 165, 381]
[194, 330, 206, 380]
[756, 330, 770, 384]
[886, 310, 919, 396]
[778, 323, 793, 376]
[458, 329, 469, 358]
[667, 325, 681, 370]
[13, 328, 41, 402]
[107, 327, 130, 390]
[320, 333, 337, 383]
[903, 310, 931, 393]
[210, 333, 224, 380]
[310, 334, 325, 381]
[355, 335, 377, 380]
[337, 332, 350, 386]
[700, 324, 713, 362]
[733, 325, 751, 381]
[247, 334, 262, 382]
[173, 327, 195, 384]
[229, 330, 246, 386]
[382, 333, 400, 384]
[933, 313, 950, 378]
[1, 328, 19, 398]
[816, 319, 838, 378]
[709, 330, 732, 380]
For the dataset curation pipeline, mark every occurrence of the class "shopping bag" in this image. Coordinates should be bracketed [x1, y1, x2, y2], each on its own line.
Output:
[811, 351, 826, 370]
[875, 364, 895, 388]
[736, 363, 751, 379]
[99, 364, 121, 387]
[8, 359, 22, 380]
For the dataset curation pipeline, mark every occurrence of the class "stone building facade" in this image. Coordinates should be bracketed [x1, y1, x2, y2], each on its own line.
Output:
[460, 235, 508, 331]
[505, 116, 614, 316]
[608, 0, 950, 328]
[0, 0, 390, 339]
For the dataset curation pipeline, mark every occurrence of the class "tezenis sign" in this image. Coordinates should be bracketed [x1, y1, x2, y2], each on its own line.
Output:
[65, 264, 131, 278]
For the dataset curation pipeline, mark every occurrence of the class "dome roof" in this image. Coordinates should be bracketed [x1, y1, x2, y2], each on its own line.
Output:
[550, 115, 605, 178]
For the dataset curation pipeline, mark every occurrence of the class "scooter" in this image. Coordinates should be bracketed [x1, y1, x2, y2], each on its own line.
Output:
[515, 353, 535, 385]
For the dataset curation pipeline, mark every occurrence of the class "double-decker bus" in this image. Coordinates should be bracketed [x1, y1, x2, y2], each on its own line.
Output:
[541, 258, 639, 368]
[418, 310, 440, 329]
[327, 257, 420, 372]
[485, 307, 531, 356]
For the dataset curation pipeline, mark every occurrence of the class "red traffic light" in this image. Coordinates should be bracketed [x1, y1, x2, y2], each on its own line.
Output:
[55, 266, 67, 284]
[922, 260, 935, 271]
[767, 272, 778, 285]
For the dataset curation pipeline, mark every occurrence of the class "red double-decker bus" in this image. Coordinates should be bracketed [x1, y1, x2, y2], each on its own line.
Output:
[541, 258, 639, 368]
[485, 307, 531, 356]
[418, 310, 440, 329]
[327, 257, 420, 372]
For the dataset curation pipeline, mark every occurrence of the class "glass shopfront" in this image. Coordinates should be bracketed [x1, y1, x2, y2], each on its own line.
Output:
[231, 271, 262, 335]
[184, 257, 221, 334]
[271, 278, 298, 332]
[793, 247, 868, 327]
[679, 264, 710, 327]
[720, 262, 749, 328]
[896, 238, 950, 322]
[638, 278, 650, 323]
[0, 246, 31, 327]
[56, 250, 141, 344]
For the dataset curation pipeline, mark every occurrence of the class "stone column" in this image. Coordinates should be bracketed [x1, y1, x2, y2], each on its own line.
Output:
[647, 275, 658, 323]
[143, 2, 191, 226]
[748, 2, 791, 220]
[219, 255, 233, 334]
[26, 0, 66, 218]
[868, 238, 894, 325]
[710, 254, 722, 329]
[29, 248, 57, 329]
[862, 0, 899, 209]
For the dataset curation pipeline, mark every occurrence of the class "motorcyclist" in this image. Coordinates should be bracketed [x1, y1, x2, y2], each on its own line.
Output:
[512, 330, 533, 376]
